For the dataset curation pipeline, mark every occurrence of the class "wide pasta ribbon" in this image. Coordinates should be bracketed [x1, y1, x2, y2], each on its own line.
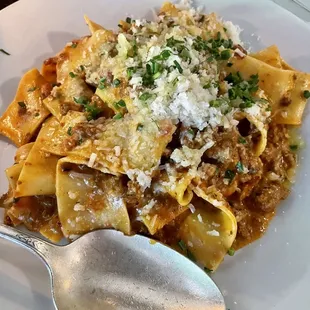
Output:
[0, 69, 51, 146]
[56, 157, 131, 238]
[177, 185, 237, 271]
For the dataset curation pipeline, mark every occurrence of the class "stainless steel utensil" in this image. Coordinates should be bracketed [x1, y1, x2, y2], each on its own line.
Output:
[0, 224, 225, 310]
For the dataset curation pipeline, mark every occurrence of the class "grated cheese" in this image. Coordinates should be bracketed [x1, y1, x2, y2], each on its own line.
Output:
[87, 153, 97, 168]
[140, 199, 157, 215]
[127, 168, 152, 190]
[73, 203, 86, 212]
[207, 230, 220, 237]
[68, 191, 78, 200]
[188, 203, 196, 213]
[197, 213, 203, 223]
[222, 21, 242, 45]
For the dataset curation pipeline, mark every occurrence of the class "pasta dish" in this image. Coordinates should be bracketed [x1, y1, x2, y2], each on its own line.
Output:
[0, 1, 308, 272]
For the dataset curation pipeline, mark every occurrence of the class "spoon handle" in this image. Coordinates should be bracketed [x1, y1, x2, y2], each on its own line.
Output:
[0, 224, 57, 264]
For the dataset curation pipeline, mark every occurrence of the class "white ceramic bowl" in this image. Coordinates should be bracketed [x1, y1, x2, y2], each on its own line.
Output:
[1, 1, 310, 309]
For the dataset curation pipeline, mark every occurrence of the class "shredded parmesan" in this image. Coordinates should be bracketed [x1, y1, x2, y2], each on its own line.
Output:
[73, 203, 86, 212]
[87, 153, 97, 168]
[207, 230, 220, 237]
[68, 191, 78, 200]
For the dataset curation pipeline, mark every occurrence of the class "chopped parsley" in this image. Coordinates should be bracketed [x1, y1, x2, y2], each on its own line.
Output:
[74, 97, 101, 120]
[98, 78, 106, 90]
[174, 60, 183, 73]
[153, 49, 172, 61]
[0, 49, 10, 55]
[193, 32, 233, 61]
[71, 42, 78, 48]
[187, 250, 196, 262]
[118, 24, 123, 28]
[27, 87, 37, 92]
[178, 240, 196, 262]
[236, 161, 244, 173]
[113, 78, 121, 87]
[126, 17, 132, 23]
[289, 145, 298, 151]
[166, 37, 184, 48]
[80, 65, 85, 71]
[225, 72, 259, 109]
[67, 127, 73, 136]
[204, 267, 213, 274]
[113, 113, 123, 120]
[227, 248, 235, 256]
[18, 101, 26, 109]
[239, 136, 247, 144]
[224, 169, 235, 183]
[220, 49, 231, 60]
[115, 99, 126, 108]
[139, 92, 153, 101]
[178, 240, 187, 252]
[203, 83, 211, 89]
[303, 90, 310, 99]
[69, 72, 76, 78]
[127, 67, 136, 78]
[137, 123, 144, 131]
[34, 112, 40, 117]
[188, 128, 195, 135]
[227, 62, 233, 67]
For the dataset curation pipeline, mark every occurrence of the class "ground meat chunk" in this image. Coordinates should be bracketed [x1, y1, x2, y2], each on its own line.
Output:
[248, 180, 289, 213]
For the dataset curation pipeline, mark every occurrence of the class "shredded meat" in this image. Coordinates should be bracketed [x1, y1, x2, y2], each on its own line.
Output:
[63, 117, 106, 151]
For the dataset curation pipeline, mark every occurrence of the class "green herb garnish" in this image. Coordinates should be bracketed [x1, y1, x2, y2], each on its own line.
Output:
[137, 123, 144, 131]
[67, 127, 73, 136]
[127, 67, 136, 78]
[178, 240, 196, 262]
[236, 161, 244, 173]
[188, 128, 195, 135]
[204, 267, 213, 274]
[113, 78, 121, 87]
[113, 113, 123, 120]
[98, 78, 106, 90]
[27, 87, 37, 92]
[290, 145, 298, 151]
[74, 97, 101, 120]
[34, 112, 40, 117]
[174, 60, 183, 73]
[227, 62, 233, 67]
[166, 37, 184, 48]
[187, 250, 196, 262]
[220, 49, 231, 60]
[227, 248, 235, 256]
[139, 92, 153, 101]
[225, 72, 259, 109]
[69, 72, 76, 78]
[238, 136, 247, 144]
[224, 169, 235, 183]
[303, 90, 310, 99]
[71, 42, 78, 48]
[178, 240, 187, 252]
[0, 49, 10, 55]
[126, 17, 132, 23]
[116, 99, 126, 108]
[18, 101, 26, 109]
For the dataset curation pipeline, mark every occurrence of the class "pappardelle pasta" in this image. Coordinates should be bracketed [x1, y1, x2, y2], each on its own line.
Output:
[0, 1, 307, 272]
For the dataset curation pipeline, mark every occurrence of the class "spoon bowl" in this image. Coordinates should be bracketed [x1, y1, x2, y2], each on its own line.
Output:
[0, 225, 225, 310]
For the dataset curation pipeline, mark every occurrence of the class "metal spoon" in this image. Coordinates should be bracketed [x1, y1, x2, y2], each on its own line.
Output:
[0, 224, 225, 310]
